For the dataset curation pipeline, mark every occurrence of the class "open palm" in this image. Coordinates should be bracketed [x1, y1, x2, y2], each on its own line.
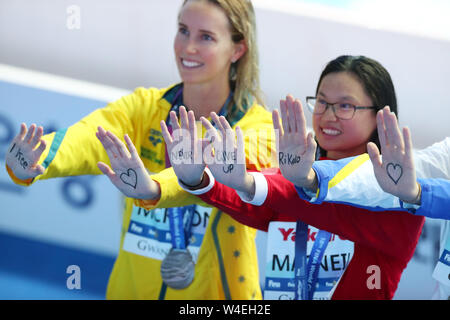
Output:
[274, 95, 316, 189]
[5, 123, 47, 180]
[160, 106, 206, 187]
[367, 107, 419, 203]
[201, 113, 249, 193]
[96, 126, 158, 199]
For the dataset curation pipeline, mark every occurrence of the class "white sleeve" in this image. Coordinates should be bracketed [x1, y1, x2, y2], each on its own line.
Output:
[414, 137, 450, 179]
[325, 158, 401, 209]
[325, 137, 450, 210]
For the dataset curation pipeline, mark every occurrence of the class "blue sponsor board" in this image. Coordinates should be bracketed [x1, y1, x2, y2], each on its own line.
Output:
[0, 77, 124, 299]
[439, 249, 450, 266]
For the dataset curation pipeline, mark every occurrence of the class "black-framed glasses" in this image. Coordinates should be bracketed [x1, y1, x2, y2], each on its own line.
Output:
[306, 96, 377, 120]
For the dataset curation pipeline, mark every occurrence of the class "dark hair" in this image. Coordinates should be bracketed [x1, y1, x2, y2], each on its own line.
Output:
[315, 55, 397, 158]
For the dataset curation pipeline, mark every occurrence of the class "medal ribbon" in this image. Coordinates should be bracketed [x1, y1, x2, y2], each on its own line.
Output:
[168, 206, 196, 249]
[294, 221, 331, 300]
[165, 86, 233, 250]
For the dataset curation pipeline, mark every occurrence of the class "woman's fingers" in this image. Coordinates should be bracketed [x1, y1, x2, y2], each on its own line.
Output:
[97, 161, 115, 179]
[30, 126, 44, 149]
[124, 134, 139, 160]
[160, 120, 174, 145]
[210, 112, 225, 133]
[33, 164, 46, 176]
[200, 116, 220, 143]
[279, 99, 290, 134]
[236, 126, 246, 164]
[96, 128, 118, 159]
[272, 110, 283, 135]
[106, 130, 131, 159]
[179, 106, 190, 132]
[200, 116, 215, 133]
[286, 95, 297, 134]
[383, 108, 404, 151]
[218, 116, 235, 153]
[367, 141, 382, 169]
[24, 124, 36, 144]
[6, 123, 47, 180]
[201, 116, 221, 164]
[23, 123, 36, 143]
[211, 115, 235, 160]
[306, 131, 317, 155]
[376, 108, 387, 153]
[170, 110, 181, 131]
[402, 127, 413, 159]
[34, 139, 47, 161]
[187, 110, 197, 141]
[219, 115, 232, 131]
[294, 98, 307, 138]
[17, 123, 27, 141]
[12, 123, 27, 148]
[97, 126, 111, 145]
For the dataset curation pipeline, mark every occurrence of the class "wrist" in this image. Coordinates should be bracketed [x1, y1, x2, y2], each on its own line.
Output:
[401, 182, 421, 205]
[6, 164, 34, 186]
[180, 171, 209, 190]
[237, 173, 255, 197]
[179, 172, 204, 189]
[295, 169, 318, 191]
[144, 179, 161, 201]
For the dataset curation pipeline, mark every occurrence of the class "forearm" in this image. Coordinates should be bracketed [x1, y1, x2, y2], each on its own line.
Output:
[233, 173, 256, 200]
[292, 168, 318, 192]
[178, 169, 273, 231]
[264, 171, 424, 258]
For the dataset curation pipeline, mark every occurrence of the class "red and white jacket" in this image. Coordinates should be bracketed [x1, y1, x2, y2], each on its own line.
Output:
[180, 167, 425, 300]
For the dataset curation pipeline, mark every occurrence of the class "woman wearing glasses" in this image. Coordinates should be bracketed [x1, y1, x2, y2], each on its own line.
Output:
[158, 55, 424, 299]
[280, 106, 450, 299]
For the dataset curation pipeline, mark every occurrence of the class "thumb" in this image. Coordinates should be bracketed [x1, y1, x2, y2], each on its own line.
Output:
[306, 132, 317, 156]
[97, 162, 115, 179]
[32, 164, 46, 176]
[367, 142, 382, 169]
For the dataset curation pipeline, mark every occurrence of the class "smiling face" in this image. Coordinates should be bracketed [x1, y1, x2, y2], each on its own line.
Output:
[313, 71, 377, 160]
[174, 0, 245, 87]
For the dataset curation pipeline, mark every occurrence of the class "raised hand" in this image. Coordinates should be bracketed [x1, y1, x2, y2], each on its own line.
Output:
[96, 126, 160, 199]
[274, 95, 317, 190]
[5, 123, 47, 180]
[160, 106, 206, 187]
[367, 106, 420, 204]
[201, 113, 254, 195]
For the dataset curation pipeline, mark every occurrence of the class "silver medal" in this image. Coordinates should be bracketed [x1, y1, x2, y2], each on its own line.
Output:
[160, 249, 195, 289]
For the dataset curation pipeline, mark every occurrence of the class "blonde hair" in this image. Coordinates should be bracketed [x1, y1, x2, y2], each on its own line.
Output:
[181, 0, 265, 115]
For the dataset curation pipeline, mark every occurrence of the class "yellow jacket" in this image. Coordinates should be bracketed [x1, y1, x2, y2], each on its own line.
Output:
[7, 84, 275, 299]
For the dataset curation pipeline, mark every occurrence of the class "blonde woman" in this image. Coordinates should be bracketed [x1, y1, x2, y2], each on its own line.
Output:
[5, 0, 274, 299]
